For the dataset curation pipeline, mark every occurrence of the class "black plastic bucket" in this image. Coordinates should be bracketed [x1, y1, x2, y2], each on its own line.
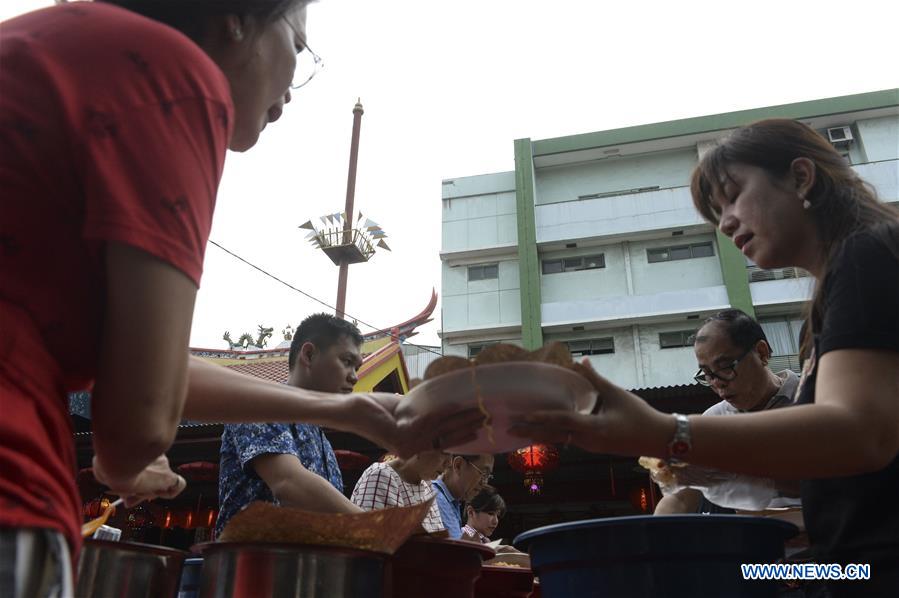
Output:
[514, 515, 798, 598]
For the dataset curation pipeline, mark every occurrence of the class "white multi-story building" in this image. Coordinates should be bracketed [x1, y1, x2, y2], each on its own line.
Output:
[439, 89, 899, 391]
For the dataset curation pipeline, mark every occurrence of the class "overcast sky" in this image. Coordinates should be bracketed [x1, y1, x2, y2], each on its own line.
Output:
[4, 1, 897, 350]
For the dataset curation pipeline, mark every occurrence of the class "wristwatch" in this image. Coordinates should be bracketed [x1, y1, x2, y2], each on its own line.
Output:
[667, 413, 692, 463]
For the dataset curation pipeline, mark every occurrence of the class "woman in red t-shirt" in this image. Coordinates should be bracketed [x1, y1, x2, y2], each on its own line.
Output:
[0, 1, 479, 590]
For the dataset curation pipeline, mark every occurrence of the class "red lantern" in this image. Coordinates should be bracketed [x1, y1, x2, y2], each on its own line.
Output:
[334, 450, 372, 471]
[508, 444, 560, 494]
[176, 461, 219, 482]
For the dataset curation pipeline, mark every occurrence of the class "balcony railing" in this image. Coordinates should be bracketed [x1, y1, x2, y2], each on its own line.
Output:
[747, 266, 810, 283]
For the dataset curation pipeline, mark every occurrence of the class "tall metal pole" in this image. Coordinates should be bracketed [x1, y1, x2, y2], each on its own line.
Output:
[336, 99, 364, 319]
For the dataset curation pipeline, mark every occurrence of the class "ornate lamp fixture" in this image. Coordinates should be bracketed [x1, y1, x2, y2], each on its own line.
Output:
[508, 444, 560, 495]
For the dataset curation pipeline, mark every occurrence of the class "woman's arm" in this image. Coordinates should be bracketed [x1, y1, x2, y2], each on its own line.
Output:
[653, 489, 702, 515]
[513, 352, 899, 479]
[91, 243, 195, 486]
[183, 356, 484, 458]
[687, 349, 899, 477]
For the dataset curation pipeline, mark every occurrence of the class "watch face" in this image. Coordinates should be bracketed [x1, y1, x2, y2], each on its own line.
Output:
[670, 441, 690, 456]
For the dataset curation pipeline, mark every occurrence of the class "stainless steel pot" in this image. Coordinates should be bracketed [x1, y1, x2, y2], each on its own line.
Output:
[194, 542, 389, 598]
[76, 539, 188, 598]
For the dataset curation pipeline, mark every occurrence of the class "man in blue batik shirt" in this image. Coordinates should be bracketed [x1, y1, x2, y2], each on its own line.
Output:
[216, 314, 365, 536]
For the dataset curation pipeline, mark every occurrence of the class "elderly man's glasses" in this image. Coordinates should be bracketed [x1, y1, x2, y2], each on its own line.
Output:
[467, 460, 494, 484]
[283, 17, 323, 90]
[693, 346, 755, 386]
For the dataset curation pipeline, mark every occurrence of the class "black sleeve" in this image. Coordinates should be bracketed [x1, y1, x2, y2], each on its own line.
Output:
[818, 232, 899, 356]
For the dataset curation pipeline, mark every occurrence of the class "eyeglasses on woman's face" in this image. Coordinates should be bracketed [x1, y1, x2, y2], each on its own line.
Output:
[283, 16, 323, 90]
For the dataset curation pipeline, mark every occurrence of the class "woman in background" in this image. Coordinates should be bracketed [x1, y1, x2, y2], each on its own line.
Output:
[513, 119, 899, 596]
[462, 487, 506, 543]
[351, 452, 451, 534]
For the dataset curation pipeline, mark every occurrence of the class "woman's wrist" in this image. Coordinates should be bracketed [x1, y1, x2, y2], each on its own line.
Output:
[91, 454, 139, 490]
[650, 411, 680, 459]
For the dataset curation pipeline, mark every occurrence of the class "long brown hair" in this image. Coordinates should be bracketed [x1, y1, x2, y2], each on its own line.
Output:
[690, 118, 899, 354]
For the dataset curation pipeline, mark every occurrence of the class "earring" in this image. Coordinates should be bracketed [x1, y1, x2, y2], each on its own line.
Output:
[799, 193, 811, 210]
[232, 27, 243, 40]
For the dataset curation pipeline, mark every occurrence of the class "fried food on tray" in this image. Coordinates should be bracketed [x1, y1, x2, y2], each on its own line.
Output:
[638, 456, 686, 489]
[217, 499, 434, 554]
[423, 341, 580, 381]
[473, 344, 530, 365]
[423, 355, 471, 380]
[526, 341, 573, 367]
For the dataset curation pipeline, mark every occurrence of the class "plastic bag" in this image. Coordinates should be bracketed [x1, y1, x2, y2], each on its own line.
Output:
[649, 462, 780, 511]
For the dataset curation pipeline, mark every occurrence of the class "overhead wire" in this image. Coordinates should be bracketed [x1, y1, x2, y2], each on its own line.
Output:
[208, 239, 444, 358]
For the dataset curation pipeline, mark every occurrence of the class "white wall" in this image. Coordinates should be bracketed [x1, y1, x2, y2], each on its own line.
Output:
[442, 191, 518, 253]
[442, 171, 518, 254]
[749, 277, 815, 308]
[535, 185, 708, 244]
[534, 148, 697, 205]
[441, 259, 521, 332]
[546, 326, 639, 390]
[540, 244, 629, 303]
[637, 323, 702, 387]
[857, 115, 899, 163]
[629, 234, 723, 295]
[542, 285, 729, 328]
[853, 159, 898, 202]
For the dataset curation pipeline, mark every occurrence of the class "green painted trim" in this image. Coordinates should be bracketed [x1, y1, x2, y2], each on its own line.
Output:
[514, 138, 543, 349]
[533, 88, 899, 157]
[716, 231, 755, 318]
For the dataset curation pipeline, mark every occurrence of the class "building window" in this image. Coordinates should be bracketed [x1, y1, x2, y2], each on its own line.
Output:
[647, 242, 714, 263]
[659, 330, 696, 349]
[468, 264, 498, 281]
[567, 337, 615, 356]
[468, 343, 497, 358]
[542, 254, 605, 274]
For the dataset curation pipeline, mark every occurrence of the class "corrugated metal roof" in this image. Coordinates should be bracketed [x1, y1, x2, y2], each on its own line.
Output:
[223, 359, 289, 384]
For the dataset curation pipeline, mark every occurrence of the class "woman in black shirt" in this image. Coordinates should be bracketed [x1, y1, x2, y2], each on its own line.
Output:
[513, 119, 899, 596]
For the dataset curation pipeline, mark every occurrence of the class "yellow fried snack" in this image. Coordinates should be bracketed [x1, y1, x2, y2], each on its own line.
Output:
[218, 500, 434, 554]
[423, 342, 579, 381]
[638, 456, 686, 488]
[526, 341, 574, 368]
[473, 344, 530, 366]
[421, 343, 592, 447]
[423, 355, 472, 380]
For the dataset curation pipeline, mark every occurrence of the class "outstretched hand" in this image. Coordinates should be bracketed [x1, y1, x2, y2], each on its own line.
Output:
[508, 358, 671, 457]
[344, 392, 484, 458]
[92, 454, 186, 508]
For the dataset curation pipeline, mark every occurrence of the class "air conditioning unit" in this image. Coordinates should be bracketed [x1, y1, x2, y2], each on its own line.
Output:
[827, 126, 853, 145]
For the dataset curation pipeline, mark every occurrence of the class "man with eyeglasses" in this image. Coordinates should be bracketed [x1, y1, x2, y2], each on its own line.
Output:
[431, 454, 494, 539]
[654, 309, 801, 515]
